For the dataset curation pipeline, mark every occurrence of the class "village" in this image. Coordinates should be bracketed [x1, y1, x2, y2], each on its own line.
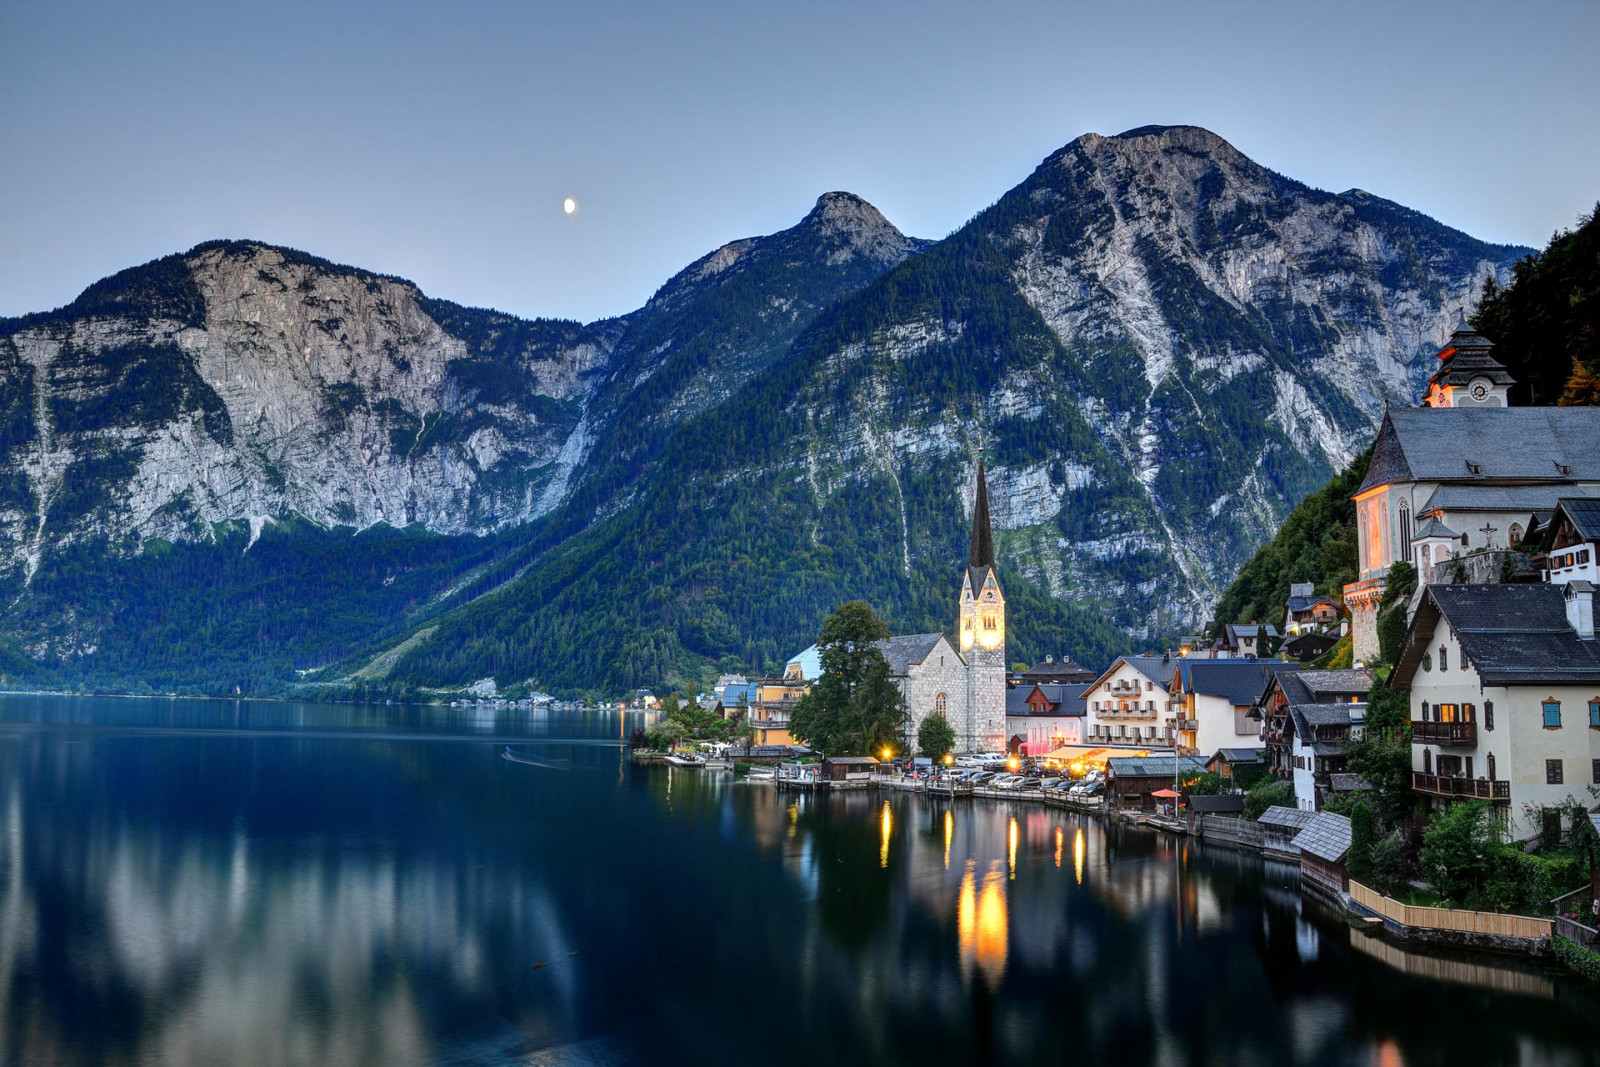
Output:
[633, 318, 1600, 978]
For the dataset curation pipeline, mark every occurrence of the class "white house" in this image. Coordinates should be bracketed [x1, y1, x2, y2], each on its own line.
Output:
[1393, 582, 1600, 841]
[1084, 655, 1179, 749]
[1171, 659, 1290, 757]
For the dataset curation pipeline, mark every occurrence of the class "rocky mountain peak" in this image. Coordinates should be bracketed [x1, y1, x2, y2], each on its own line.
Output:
[798, 191, 919, 266]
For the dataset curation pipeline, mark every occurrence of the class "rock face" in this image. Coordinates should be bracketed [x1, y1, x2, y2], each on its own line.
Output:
[0, 127, 1530, 689]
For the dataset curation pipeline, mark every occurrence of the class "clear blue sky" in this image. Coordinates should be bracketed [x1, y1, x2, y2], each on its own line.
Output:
[3, 0, 1596, 324]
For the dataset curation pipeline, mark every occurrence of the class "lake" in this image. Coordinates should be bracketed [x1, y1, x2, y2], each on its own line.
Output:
[1, 696, 1597, 1066]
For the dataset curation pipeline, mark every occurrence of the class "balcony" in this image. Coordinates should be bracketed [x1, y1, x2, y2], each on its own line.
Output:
[1412, 772, 1509, 803]
[1411, 720, 1477, 746]
[1175, 718, 1197, 732]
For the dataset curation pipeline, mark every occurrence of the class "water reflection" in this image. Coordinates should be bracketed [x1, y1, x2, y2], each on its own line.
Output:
[4, 697, 1600, 1067]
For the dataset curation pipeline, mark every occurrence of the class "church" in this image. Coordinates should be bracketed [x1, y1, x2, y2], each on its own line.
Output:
[1344, 316, 1600, 662]
[876, 457, 1009, 755]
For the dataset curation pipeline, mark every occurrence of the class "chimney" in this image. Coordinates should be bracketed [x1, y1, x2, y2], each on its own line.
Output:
[1045, 654, 1054, 664]
[1566, 581, 1594, 639]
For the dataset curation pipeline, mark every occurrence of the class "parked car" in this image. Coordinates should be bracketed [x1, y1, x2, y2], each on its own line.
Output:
[1017, 777, 1042, 791]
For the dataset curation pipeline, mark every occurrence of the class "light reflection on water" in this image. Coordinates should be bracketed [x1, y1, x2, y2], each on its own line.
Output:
[1, 696, 1598, 1066]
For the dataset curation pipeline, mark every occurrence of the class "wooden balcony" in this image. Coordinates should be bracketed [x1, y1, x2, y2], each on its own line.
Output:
[1412, 772, 1509, 803]
[1411, 720, 1477, 746]
[1175, 718, 1197, 732]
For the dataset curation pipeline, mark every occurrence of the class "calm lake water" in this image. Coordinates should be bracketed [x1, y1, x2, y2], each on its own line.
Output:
[2, 696, 1598, 1067]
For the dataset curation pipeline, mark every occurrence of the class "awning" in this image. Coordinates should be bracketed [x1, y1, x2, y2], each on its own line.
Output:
[1040, 746, 1113, 761]
[1151, 788, 1181, 798]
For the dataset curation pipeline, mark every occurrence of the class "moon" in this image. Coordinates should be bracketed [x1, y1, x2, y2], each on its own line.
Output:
[563, 198, 576, 215]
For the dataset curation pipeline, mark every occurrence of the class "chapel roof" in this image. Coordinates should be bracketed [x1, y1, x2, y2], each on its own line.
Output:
[1358, 408, 1600, 494]
[876, 633, 951, 676]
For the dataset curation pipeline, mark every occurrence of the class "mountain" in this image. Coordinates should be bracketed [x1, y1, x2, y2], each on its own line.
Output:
[0, 126, 1532, 695]
[375, 126, 1530, 694]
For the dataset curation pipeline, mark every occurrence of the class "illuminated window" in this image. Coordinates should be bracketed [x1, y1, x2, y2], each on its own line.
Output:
[1543, 700, 1562, 729]
[936, 693, 947, 713]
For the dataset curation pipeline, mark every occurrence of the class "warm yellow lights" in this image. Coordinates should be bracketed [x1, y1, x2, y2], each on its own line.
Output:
[943, 753, 953, 766]
[959, 617, 974, 651]
[976, 614, 1004, 650]
[879, 801, 892, 868]
[943, 808, 953, 869]
[1073, 828, 1085, 885]
[882, 747, 892, 761]
[1007, 757, 1020, 771]
[959, 862, 1008, 990]
[1054, 826, 1063, 869]
[1007, 816, 1018, 880]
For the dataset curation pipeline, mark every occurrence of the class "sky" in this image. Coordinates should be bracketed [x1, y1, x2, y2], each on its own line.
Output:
[2, 0, 1597, 324]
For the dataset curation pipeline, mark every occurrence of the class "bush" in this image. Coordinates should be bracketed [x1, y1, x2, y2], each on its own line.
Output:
[1348, 802, 1376, 880]
[1553, 935, 1600, 984]
[1368, 832, 1411, 898]
[733, 760, 752, 776]
[1487, 850, 1585, 915]
[1245, 779, 1296, 820]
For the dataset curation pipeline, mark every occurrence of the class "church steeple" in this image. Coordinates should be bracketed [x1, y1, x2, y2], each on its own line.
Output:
[969, 456, 995, 569]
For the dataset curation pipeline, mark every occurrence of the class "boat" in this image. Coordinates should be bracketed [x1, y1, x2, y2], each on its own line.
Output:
[664, 754, 706, 767]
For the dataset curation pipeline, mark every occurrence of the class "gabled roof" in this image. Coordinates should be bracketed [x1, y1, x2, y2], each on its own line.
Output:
[1020, 658, 1095, 681]
[1550, 496, 1600, 544]
[1209, 747, 1265, 764]
[1188, 794, 1246, 813]
[1358, 408, 1600, 494]
[1292, 811, 1352, 863]
[1288, 702, 1366, 742]
[1276, 669, 1373, 706]
[1177, 660, 1291, 705]
[1005, 683, 1090, 718]
[1411, 516, 1458, 540]
[1329, 773, 1372, 793]
[1393, 584, 1600, 687]
[1257, 806, 1317, 829]
[876, 633, 952, 676]
[1088, 654, 1178, 693]
[1286, 595, 1340, 613]
[822, 755, 880, 765]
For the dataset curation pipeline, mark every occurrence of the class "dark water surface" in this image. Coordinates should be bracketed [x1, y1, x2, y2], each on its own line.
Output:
[2, 696, 1597, 1067]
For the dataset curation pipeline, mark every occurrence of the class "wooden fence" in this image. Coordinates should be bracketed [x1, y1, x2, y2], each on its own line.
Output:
[1196, 815, 1264, 849]
[1349, 882, 1552, 940]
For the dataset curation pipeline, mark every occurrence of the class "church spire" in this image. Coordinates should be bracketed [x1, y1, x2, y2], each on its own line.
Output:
[969, 455, 994, 569]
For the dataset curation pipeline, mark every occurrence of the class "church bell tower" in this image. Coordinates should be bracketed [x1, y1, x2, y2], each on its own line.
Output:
[958, 455, 1006, 753]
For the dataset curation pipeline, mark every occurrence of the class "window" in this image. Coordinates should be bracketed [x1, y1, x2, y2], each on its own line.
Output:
[1423, 749, 1432, 774]
[1437, 703, 1459, 722]
[1439, 646, 1448, 671]
[1462, 703, 1475, 722]
[1485, 700, 1494, 731]
[1422, 653, 1432, 672]
[1546, 759, 1564, 785]
[1421, 701, 1430, 720]
[1397, 501, 1412, 555]
[1590, 699, 1600, 728]
[935, 693, 947, 713]
[1543, 700, 1562, 729]
[1593, 758, 1600, 785]
[1487, 753, 1496, 780]
[1509, 522, 1524, 545]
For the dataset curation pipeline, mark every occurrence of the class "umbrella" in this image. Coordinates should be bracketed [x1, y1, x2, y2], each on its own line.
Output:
[1150, 788, 1180, 798]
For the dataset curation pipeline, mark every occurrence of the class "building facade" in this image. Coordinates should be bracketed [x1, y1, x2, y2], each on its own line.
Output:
[1085, 655, 1180, 749]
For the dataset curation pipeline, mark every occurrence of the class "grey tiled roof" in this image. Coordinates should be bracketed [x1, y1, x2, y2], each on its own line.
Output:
[1286, 595, 1340, 613]
[1106, 755, 1208, 778]
[1257, 806, 1317, 829]
[1188, 794, 1246, 813]
[1178, 660, 1292, 705]
[1329, 773, 1371, 792]
[1419, 485, 1574, 514]
[1394, 584, 1600, 686]
[1359, 407, 1600, 494]
[1277, 669, 1373, 706]
[1089, 655, 1179, 693]
[1005, 683, 1090, 717]
[877, 633, 949, 675]
[1211, 748, 1264, 764]
[1411, 517, 1458, 540]
[1292, 811, 1352, 863]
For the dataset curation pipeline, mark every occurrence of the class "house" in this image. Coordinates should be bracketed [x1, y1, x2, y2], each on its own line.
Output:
[1283, 582, 1344, 636]
[1005, 682, 1089, 755]
[1293, 811, 1353, 897]
[1392, 582, 1600, 841]
[1341, 320, 1600, 663]
[1537, 497, 1600, 587]
[1171, 659, 1294, 757]
[1281, 632, 1339, 663]
[1106, 755, 1208, 811]
[1013, 656, 1096, 686]
[1287, 702, 1367, 811]
[1258, 668, 1374, 782]
[1206, 747, 1265, 782]
[1085, 655, 1180, 749]
[1213, 623, 1278, 658]
[1257, 805, 1317, 856]
[819, 755, 879, 782]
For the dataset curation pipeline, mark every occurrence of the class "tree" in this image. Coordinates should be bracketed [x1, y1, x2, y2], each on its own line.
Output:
[1245, 779, 1295, 820]
[1179, 771, 1228, 796]
[1348, 801, 1376, 881]
[1419, 800, 1500, 908]
[789, 601, 906, 755]
[1346, 684, 1415, 830]
[918, 711, 956, 761]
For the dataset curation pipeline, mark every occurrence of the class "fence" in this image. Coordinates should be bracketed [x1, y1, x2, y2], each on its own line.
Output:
[1349, 882, 1553, 940]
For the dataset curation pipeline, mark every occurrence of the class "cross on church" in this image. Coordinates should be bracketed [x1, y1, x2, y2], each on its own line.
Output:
[1479, 522, 1498, 549]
